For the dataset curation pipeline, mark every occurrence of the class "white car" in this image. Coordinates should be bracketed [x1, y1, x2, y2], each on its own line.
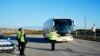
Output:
[0, 33, 15, 52]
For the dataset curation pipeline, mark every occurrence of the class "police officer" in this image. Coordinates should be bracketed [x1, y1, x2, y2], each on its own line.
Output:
[20, 31, 26, 56]
[17, 28, 22, 51]
[17, 28, 27, 56]
[49, 29, 58, 51]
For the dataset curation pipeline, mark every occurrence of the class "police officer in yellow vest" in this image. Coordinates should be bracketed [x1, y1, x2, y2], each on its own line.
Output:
[49, 29, 58, 51]
[17, 28, 22, 51]
[17, 28, 26, 56]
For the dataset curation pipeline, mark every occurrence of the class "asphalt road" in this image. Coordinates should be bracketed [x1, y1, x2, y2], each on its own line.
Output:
[0, 35, 100, 56]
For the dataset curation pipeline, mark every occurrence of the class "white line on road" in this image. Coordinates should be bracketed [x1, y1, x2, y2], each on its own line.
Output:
[13, 48, 19, 56]
[13, 51, 19, 56]
[60, 51, 69, 56]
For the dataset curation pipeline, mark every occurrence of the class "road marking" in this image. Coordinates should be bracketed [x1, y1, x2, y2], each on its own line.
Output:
[60, 51, 69, 56]
[13, 48, 19, 56]
[13, 51, 19, 56]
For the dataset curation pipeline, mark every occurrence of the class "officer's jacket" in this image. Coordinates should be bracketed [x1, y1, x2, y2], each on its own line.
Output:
[49, 31, 58, 40]
[17, 31, 25, 42]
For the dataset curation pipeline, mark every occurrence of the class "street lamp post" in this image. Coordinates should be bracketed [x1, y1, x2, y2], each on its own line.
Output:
[92, 23, 96, 40]
[84, 17, 86, 36]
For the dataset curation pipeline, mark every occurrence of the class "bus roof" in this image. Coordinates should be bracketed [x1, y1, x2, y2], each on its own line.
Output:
[53, 19, 72, 22]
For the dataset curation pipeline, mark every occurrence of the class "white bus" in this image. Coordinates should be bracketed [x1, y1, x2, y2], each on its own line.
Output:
[43, 18, 74, 42]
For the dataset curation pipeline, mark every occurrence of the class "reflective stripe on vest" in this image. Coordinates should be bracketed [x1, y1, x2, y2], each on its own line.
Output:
[20, 34, 25, 42]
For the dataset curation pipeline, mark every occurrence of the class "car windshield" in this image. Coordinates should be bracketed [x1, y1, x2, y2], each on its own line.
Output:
[0, 35, 6, 39]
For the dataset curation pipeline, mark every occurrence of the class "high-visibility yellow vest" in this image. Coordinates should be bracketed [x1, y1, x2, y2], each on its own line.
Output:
[17, 31, 21, 39]
[49, 31, 58, 40]
[17, 31, 25, 42]
[20, 33, 25, 42]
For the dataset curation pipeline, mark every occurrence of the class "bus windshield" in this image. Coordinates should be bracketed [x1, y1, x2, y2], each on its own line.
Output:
[54, 19, 73, 35]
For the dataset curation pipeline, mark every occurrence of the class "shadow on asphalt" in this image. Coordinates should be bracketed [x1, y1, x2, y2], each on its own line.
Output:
[7, 36, 49, 43]
[26, 46, 51, 51]
[26, 46, 100, 56]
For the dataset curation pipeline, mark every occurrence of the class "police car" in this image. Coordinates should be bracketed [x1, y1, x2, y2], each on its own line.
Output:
[0, 33, 15, 52]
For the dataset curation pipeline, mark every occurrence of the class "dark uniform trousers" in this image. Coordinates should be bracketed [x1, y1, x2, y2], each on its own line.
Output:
[20, 42, 26, 55]
[17, 39, 21, 51]
[50, 40, 56, 51]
